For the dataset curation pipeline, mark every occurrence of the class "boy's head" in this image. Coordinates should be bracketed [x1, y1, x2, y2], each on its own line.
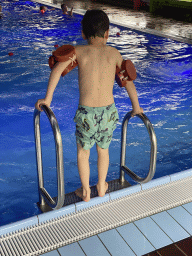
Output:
[40, 5, 46, 11]
[61, 4, 66, 8]
[81, 9, 109, 39]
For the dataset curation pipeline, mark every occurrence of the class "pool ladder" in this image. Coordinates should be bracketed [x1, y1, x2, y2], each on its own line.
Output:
[34, 105, 64, 211]
[120, 112, 157, 184]
[34, 105, 157, 212]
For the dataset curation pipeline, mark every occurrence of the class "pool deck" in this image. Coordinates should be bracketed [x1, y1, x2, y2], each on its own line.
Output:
[1, 169, 192, 256]
[35, 0, 192, 44]
[0, 1, 192, 256]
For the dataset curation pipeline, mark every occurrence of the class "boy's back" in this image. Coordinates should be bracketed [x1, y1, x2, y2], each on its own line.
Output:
[35, 9, 143, 202]
[75, 44, 122, 107]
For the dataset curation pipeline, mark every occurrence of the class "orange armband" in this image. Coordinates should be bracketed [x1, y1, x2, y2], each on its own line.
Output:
[115, 60, 137, 87]
[49, 45, 78, 77]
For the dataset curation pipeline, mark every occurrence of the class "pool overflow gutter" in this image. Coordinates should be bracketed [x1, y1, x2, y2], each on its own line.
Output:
[34, 105, 157, 212]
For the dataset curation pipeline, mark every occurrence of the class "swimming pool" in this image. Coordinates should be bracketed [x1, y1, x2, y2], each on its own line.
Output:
[0, 0, 192, 227]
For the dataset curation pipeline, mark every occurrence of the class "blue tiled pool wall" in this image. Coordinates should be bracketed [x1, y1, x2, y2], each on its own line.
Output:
[0, 0, 192, 226]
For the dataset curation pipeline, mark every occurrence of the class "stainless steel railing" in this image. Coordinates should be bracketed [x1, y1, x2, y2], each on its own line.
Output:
[34, 105, 64, 210]
[120, 112, 157, 184]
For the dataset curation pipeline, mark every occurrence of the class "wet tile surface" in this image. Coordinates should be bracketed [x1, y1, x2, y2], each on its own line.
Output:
[134, 216, 173, 249]
[142, 236, 192, 256]
[47, 0, 192, 43]
[151, 211, 189, 242]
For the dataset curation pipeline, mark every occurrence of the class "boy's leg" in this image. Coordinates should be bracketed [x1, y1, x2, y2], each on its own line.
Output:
[75, 143, 91, 202]
[96, 144, 109, 197]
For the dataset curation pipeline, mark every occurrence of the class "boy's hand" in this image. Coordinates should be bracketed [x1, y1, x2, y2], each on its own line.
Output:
[131, 107, 143, 117]
[35, 99, 50, 112]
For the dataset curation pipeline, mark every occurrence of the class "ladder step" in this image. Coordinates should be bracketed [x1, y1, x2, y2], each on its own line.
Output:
[40, 187, 56, 205]
[37, 178, 131, 213]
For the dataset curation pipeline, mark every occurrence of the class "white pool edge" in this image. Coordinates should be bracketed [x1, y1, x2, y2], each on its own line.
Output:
[1, 168, 192, 237]
[33, 0, 192, 45]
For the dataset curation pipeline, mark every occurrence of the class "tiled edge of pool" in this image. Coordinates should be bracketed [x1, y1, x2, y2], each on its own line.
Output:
[33, 0, 192, 45]
[1, 168, 192, 237]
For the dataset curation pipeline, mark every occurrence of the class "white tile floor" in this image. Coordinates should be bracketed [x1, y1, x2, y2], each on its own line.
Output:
[41, 202, 192, 256]
[1, 169, 192, 256]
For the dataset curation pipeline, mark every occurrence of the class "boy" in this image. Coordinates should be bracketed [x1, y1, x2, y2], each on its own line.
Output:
[0, 5, 3, 18]
[40, 5, 46, 13]
[35, 9, 143, 202]
[61, 3, 73, 16]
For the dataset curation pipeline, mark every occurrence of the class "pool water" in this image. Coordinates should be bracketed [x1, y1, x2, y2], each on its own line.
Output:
[0, 0, 192, 226]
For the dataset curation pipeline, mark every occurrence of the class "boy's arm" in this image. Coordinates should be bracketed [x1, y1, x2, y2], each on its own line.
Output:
[35, 59, 72, 111]
[125, 80, 143, 116]
[115, 48, 143, 116]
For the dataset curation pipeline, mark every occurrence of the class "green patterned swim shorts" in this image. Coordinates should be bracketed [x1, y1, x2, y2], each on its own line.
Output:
[74, 103, 119, 150]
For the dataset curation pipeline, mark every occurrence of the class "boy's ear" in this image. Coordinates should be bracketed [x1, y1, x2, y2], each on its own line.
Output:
[81, 31, 87, 40]
[105, 29, 109, 39]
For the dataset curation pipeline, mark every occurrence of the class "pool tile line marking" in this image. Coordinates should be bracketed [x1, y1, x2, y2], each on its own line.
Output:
[143, 235, 192, 256]
[116, 223, 156, 255]
[150, 211, 190, 242]
[182, 203, 192, 215]
[97, 229, 137, 256]
[168, 206, 192, 235]
[137, 204, 192, 256]
[134, 217, 173, 250]
[1, 173, 192, 256]
[166, 209, 192, 238]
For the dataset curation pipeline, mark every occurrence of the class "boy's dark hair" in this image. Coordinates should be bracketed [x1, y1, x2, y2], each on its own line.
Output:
[61, 4, 66, 8]
[40, 6, 45, 10]
[81, 10, 109, 39]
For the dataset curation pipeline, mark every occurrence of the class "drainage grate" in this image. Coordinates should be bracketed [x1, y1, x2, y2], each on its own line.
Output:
[1, 176, 192, 256]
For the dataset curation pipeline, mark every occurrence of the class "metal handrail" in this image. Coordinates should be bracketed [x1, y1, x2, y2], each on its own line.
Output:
[34, 105, 64, 210]
[120, 112, 157, 184]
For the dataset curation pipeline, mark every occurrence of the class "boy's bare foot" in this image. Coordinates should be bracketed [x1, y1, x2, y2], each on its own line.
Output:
[75, 187, 91, 202]
[96, 182, 108, 197]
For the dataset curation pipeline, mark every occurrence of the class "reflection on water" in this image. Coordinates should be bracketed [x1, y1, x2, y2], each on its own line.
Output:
[46, 0, 192, 42]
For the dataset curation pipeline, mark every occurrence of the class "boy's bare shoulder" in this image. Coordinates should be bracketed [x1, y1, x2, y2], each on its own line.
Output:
[75, 45, 121, 55]
[107, 45, 122, 57]
[74, 45, 122, 67]
[74, 45, 87, 52]
[107, 46, 123, 67]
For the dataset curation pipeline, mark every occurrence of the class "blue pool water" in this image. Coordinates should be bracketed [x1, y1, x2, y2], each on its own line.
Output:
[0, 0, 192, 226]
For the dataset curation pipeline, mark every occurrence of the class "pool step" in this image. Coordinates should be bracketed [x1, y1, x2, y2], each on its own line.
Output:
[37, 178, 131, 212]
